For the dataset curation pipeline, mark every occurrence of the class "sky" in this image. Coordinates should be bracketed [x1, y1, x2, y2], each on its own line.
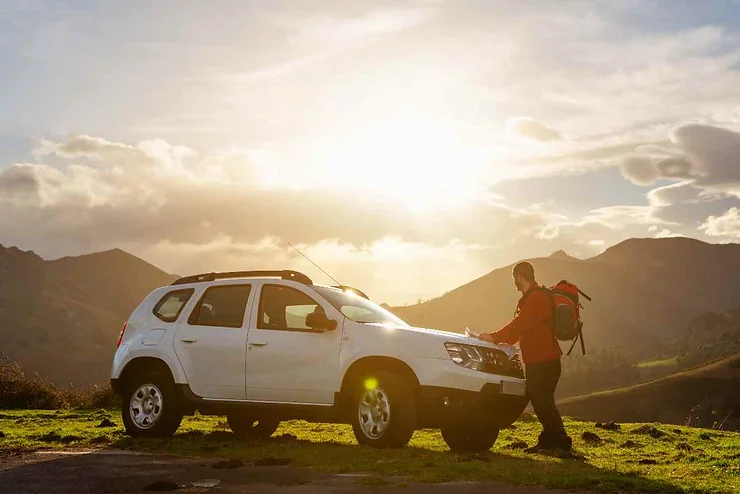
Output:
[2, 0, 740, 304]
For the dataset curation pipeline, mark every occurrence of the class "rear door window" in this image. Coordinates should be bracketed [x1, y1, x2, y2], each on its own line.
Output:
[153, 289, 195, 322]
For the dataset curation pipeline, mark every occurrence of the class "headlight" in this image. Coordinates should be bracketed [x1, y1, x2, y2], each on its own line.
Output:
[445, 343, 484, 371]
[445, 342, 524, 378]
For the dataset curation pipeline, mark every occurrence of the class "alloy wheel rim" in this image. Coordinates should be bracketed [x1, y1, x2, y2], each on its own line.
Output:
[358, 387, 391, 439]
[130, 383, 163, 430]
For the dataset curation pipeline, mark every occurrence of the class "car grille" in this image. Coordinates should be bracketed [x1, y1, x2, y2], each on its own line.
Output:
[479, 347, 525, 379]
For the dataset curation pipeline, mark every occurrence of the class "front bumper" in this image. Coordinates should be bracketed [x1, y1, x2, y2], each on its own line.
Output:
[417, 382, 528, 429]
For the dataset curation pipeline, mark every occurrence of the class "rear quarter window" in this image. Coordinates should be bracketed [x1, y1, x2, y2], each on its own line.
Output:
[153, 289, 195, 323]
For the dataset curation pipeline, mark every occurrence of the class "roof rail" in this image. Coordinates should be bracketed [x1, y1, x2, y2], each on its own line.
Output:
[172, 270, 313, 286]
[332, 285, 370, 300]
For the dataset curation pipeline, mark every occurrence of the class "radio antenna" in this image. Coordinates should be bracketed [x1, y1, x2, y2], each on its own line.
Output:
[287, 242, 341, 285]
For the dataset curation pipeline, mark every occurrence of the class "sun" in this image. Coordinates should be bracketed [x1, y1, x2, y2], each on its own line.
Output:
[316, 115, 484, 211]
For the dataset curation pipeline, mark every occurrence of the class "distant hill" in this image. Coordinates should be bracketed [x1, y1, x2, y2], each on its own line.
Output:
[390, 237, 740, 357]
[0, 245, 175, 386]
[558, 353, 740, 430]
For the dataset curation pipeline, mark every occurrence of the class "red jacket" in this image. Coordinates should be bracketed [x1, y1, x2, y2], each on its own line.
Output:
[486, 284, 562, 365]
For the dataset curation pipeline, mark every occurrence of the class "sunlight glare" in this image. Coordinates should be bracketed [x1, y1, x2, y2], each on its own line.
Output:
[318, 115, 485, 211]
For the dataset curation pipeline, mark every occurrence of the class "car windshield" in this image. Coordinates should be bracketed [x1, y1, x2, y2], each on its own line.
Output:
[313, 286, 410, 327]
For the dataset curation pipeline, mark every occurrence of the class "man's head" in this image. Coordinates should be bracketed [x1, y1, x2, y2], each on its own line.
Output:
[512, 261, 535, 292]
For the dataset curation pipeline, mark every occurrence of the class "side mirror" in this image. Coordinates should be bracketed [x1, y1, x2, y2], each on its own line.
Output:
[305, 311, 338, 332]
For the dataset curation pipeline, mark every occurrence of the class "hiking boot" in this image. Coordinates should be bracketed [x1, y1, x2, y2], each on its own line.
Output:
[557, 436, 573, 451]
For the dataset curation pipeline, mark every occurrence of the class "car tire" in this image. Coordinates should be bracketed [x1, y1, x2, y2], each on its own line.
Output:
[227, 414, 280, 439]
[441, 424, 499, 452]
[122, 371, 183, 437]
[351, 371, 416, 448]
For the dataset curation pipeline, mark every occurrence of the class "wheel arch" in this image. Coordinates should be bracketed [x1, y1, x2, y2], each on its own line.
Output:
[340, 356, 420, 397]
[117, 357, 176, 392]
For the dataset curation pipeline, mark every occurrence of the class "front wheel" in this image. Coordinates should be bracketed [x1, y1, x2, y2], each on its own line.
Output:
[441, 424, 499, 452]
[122, 371, 183, 437]
[351, 371, 416, 448]
[227, 414, 280, 439]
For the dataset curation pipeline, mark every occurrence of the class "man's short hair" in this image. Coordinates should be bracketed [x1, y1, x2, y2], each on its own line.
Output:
[512, 261, 535, 282]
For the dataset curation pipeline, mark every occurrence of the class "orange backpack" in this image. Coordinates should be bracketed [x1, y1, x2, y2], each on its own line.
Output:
[543, 280, 591, 355]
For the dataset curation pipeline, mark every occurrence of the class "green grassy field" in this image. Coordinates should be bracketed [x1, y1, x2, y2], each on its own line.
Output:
[1, 409, 738, 493]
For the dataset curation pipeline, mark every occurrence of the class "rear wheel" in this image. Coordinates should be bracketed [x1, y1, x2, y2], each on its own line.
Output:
[122, 371, 182, 437]
[351, 371, 416, 448]
[441, 424, 499, 452]
[227, 414, 280, 439]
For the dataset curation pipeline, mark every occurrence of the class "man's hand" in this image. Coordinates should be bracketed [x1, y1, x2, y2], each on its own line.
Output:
[465, 327, 495, 342]
[479, 333, 495, 342]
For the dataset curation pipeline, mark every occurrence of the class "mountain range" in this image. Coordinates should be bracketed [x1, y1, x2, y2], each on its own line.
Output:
[0, 245, 174, 386]
[1, 237, 739, 389]
[391, 237, 740, 360]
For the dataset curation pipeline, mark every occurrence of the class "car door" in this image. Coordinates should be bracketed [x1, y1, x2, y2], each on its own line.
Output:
[245, 282, 343, 404]
[173, 283, 254, 400]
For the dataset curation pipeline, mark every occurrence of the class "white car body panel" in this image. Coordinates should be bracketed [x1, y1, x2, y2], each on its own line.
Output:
[244, 281, 344, 404]
[111, 286, 189, 384]
[171, 281, 257, 400]
[111, 277, 526, 406]
[338, 322, 523, 393]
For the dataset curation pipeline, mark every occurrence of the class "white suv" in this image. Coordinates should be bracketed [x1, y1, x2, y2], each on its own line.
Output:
[110, 270, 527, 451]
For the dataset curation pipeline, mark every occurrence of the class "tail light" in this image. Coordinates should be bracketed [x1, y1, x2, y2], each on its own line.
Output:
[116, 321, 128, 348]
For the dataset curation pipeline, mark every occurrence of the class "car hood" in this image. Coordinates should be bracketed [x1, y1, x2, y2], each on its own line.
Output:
[357, 323, 519, 359]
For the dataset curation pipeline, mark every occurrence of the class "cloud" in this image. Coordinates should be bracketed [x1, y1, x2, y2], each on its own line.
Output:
[3, 135, 586, 251]
[654, 229, 683, 239]
[670, 124, 740, 195]
[0, 136, 564, 246]
[610, 180, 737, 231]
[620, 155, 659, 185]
[1, 133, 647, 302]
[0, 164, 40, 202]
[618, 124, 740, 197]
[647, 182, 701, 207]
[584, 204, 678, 229]
[291, 6, 434, 45]
[656, 156, 694, 179]
[535, 224, 560, 240]
[699, 207, 740, 238]
[507, 118, 562, 142]
[525, 140, 668, 178]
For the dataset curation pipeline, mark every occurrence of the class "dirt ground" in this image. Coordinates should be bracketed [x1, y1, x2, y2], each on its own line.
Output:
[0, 449, 593, 493]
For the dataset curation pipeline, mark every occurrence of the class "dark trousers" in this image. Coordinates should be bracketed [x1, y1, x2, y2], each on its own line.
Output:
[525, 358, 571, 448]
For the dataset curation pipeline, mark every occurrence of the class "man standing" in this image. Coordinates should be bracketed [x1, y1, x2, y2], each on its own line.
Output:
[471, 261, 572, 453]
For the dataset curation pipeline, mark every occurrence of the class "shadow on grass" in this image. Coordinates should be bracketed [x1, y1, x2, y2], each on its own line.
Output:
[105, 431, 685, 493]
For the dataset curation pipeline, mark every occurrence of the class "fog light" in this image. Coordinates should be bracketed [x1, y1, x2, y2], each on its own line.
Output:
[443, 397, 450, 407]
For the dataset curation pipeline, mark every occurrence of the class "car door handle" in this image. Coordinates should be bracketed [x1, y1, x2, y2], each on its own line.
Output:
[180, 338, 197, 344]
[249, 342, 268, 347]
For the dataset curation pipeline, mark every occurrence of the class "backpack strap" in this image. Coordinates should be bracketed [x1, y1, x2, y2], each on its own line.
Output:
[516, 286, 557, 341]
[566, 321, 586, 355]
[577, 288, 592, 302]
